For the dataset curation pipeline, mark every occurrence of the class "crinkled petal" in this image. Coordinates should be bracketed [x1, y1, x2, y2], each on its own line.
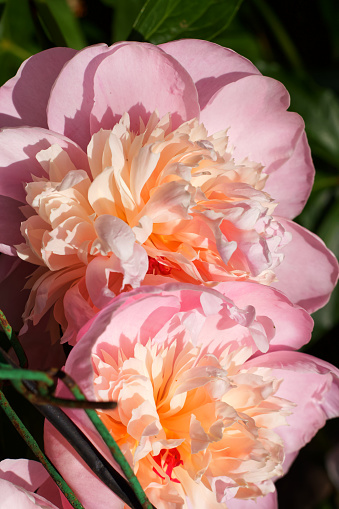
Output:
[245, 351, 339, 460]
[215, 281, 314, 350]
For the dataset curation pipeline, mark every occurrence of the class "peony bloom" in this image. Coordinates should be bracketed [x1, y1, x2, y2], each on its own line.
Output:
[0, 40, 337, 355]
[44, 283, 339, 509]
[0, 458, 71, 508]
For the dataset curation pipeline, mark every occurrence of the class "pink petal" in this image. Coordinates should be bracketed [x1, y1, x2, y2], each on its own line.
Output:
[0, 196, 26, 254]
[0, 459, 49, 492]
[200, 75, 304, 176]
[0, 256, 32, 330]
[90, 43, 200, 135]
[160, 39, 260, 111]
[37, 477, 73, 509]
[47, 43, 126, 149]
[264, 132, 314, 219]
[44, 421, 125, 509]
[61, 279, 96, 346]
[272, 218, 339, 313]
[215, 281, 313, 350]
[0, 127, 89, 202]
[244, 351, 339, 460]
[71, 289, 181, 376]
[227, 491, 278, 509]
[18, 314, 66, 370]
[0, 479, 59, 509]
[0, 47, 76, 129]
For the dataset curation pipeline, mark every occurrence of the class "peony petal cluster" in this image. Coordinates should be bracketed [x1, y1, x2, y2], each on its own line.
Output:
[44, 283, 339, 509]
[0, 40, 337, 359]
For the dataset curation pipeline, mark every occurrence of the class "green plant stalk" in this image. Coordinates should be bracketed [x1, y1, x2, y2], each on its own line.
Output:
[61, 373, 155, 509]
[0, 310, 27, 367]
[0, 364, 54, 384]
[0, 353, 117, 410]
[0, 388, 85, 509]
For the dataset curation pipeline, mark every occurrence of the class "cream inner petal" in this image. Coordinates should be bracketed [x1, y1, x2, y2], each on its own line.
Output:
[93, 336, 293, 508]
[15, 112, 291, 339]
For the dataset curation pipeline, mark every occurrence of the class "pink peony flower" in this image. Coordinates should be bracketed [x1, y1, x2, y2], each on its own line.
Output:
[0, 40, 337, 355]
[44, 283, 339, 509]
[0, 458, 71, 508]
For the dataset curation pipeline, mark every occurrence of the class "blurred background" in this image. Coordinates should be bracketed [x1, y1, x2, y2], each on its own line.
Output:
[0, 0, 338, 507]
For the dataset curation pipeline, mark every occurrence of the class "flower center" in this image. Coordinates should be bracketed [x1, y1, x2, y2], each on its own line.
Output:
[93, 338, 293, 505]
[152, 448, 183, 483]
[15, 111, 291, 342]
[147, 257, 173, 275]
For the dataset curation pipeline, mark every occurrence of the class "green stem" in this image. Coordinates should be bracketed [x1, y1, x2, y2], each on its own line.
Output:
[60, 373, 155, 509]
[0, 389, 85, 509]
[0, 310, 27, 368]
[0, 364, 54, 384]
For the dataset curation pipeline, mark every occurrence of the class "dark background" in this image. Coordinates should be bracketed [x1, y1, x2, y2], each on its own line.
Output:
[0, 0, 338, 507]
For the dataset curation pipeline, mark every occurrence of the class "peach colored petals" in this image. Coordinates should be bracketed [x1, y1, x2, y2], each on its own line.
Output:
[0, 39, 338, 353]
[44, 283, 339, 509]
[14, 112, 295, 344]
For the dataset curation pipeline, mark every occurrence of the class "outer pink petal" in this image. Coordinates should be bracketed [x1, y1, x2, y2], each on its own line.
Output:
[0, 459, 49, 492]
[244, 351, 339, 467]
[71, 290, 182, 388]
[215, 281, 313, 350]
[47, 43, 127, 149]
[160, 39, 260, 111]
[18, 315, 66, 370]
[0, 47, 76, 129]
[0, 256, 32, 330]
[264, 132, 314, 219]
[0, 127, 89, 202]
[0, 196, 26, 254]
[0, 479, 59, 509]
[0, 256, 65, 369]
[61, 279, 96, 346]
[227, 491, 278, 509]
[44, 420, 125, 509]
[90, 43, 200, 135]
[272, 218, 339, 313]
[37, 477, 73, 509]
[200, 75, 304, 176]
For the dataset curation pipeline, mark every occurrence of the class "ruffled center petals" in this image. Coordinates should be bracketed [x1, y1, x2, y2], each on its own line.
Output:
[16, 112, 290, 343]
[93, 339, 293, 507]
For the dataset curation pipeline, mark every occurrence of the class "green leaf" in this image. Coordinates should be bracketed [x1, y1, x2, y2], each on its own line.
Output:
[133, 0, 244, 44]
[0, 0, 40, 85]
[32, 0, 86, 49]
[107, 0, 145, 42]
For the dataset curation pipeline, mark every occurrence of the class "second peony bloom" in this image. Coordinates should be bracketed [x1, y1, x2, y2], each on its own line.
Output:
[44, 282, 339, 509]
[0, 39, 337, 356]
